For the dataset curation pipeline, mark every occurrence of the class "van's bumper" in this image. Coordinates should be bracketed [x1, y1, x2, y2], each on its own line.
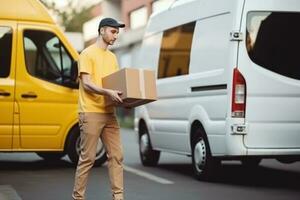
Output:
[223, 136, 300, 157]
[225, 118, 300, 157]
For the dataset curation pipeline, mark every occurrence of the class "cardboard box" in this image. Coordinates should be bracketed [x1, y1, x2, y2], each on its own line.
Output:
[102, 68, 157, 108]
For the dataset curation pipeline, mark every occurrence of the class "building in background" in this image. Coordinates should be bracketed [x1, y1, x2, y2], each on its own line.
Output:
[82, 0, 174, 68]
[65, 32, 84, 52]
[83, 0, 122, 46]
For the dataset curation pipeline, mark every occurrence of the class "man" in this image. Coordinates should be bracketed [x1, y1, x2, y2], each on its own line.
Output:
[72, 17, 125, 200]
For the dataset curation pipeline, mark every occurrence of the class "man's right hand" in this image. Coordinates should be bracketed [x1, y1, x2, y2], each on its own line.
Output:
[105, 89, 123, 104]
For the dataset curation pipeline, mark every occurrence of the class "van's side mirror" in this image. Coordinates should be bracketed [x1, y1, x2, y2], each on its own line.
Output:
[53, 43, 60, 48]
[70, 61, 78, 83]
[62, 61, 79, 89]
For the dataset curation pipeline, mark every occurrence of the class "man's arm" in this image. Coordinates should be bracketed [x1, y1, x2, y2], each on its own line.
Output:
[80, 73, 123, 104]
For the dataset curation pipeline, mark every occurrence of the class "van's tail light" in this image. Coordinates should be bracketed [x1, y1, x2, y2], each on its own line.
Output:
[231, 68, 246, 118]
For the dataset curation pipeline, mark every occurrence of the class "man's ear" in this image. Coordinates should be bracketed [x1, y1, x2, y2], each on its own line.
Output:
[100, 27, 105, 35]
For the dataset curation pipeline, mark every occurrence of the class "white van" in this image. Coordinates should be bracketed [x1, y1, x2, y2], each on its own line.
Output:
[134, 0, 300, 179]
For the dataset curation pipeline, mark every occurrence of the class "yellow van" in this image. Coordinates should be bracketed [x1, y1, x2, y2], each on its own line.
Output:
[0, 0, 107, 165]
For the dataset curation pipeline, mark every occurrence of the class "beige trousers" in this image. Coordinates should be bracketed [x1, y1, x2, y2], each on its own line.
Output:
[72, 112, 124, 200]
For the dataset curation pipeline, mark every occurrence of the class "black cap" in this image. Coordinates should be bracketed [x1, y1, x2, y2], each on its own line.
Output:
[98, 17, 125, 31]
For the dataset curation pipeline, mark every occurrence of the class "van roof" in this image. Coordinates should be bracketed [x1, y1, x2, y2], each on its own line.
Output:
[0, 0, 55, 24]
[146, 0, 239, 37]
[151, 0, 197, 18]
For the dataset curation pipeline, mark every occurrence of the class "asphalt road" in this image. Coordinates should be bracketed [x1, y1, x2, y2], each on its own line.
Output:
[0, 128, 299, 200]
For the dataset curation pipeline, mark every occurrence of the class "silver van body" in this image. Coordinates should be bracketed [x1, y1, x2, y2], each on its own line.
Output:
[134, 0, 300, 179]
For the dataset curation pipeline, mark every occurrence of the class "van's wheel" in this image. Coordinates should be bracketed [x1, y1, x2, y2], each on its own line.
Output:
[241, 158, 261, 167]
[192, 127, 220, 180]
[139, 124, 160, 166]
[36, 152, 66, 161]
[66, 126, 107, 166]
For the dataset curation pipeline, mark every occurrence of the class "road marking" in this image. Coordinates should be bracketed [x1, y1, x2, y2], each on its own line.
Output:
[0, 185, 22, 200]
[124, 165, 174, 184]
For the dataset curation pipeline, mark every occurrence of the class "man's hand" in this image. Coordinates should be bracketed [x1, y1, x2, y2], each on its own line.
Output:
[105, 89, 123, 104]
[80, 73, 123, 104]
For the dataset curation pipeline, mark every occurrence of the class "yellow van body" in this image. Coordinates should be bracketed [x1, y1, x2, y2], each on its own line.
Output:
[0, 0, 108, 164]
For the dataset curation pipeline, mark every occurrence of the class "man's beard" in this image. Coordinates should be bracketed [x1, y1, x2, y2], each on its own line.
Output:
[103, 36, 115, 45]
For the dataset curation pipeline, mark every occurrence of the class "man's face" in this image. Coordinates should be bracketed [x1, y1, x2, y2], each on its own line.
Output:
[101, 26, 120, 45]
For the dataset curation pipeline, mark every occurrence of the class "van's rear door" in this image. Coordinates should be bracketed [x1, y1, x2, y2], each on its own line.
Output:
[238, 0, 300, 149]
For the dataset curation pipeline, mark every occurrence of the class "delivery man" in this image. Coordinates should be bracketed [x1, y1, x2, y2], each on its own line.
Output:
[72, 17, 125, 200]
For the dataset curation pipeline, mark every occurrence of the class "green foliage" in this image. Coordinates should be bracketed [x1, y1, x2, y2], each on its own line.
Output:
[40, 0, 94, 32]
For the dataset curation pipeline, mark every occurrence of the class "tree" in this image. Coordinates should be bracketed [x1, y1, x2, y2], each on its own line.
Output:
[40, 0, 94, 32]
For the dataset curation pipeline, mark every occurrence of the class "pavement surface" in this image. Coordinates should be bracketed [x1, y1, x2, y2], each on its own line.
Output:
[0, 128, 299, 200]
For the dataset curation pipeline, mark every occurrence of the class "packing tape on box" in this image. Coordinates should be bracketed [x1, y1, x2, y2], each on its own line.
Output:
[139, 69, 146, 99]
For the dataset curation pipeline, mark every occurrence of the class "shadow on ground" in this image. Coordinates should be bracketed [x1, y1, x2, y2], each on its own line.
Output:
[0, 159, 75, 170]
[0, 153, 106, 170]
[1, 153, 299, 192]
[156, 162, 300, 190]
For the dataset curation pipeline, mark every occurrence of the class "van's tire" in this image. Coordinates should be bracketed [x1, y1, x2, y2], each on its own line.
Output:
[139, 124, 160, 166]
[191, 126, 220, 180]
[241, 158, 262, 167]
[36, 152, 66, 161]
[66, 125, 107, 166]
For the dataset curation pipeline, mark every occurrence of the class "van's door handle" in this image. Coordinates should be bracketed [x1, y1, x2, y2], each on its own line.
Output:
[21, 92, 38, 99]
[0, 91, 10, 96]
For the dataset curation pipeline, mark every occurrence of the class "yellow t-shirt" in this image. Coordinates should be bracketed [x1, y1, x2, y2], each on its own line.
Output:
[78, 43, 119, 113]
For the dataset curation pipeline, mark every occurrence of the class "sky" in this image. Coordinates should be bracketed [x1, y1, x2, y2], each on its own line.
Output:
[44, 0, 102, 9]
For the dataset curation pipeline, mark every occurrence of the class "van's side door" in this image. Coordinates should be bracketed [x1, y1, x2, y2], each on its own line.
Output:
[0, 22, 16, 149]
[146, 22, 196, 152]
[15, 24, 78, 150]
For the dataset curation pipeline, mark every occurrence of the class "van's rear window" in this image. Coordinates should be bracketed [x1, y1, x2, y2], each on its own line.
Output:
[246, 12, 300, 80]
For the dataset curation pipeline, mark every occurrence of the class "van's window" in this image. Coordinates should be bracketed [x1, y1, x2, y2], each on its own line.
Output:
[23, 30, 75, 85]
[158, 21, 195, 79]
[0, 27, 12, 78]
[247, 12, 300, 80]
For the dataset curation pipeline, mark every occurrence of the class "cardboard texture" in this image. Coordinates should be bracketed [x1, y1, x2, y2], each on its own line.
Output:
[102, 68, 157, 108]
